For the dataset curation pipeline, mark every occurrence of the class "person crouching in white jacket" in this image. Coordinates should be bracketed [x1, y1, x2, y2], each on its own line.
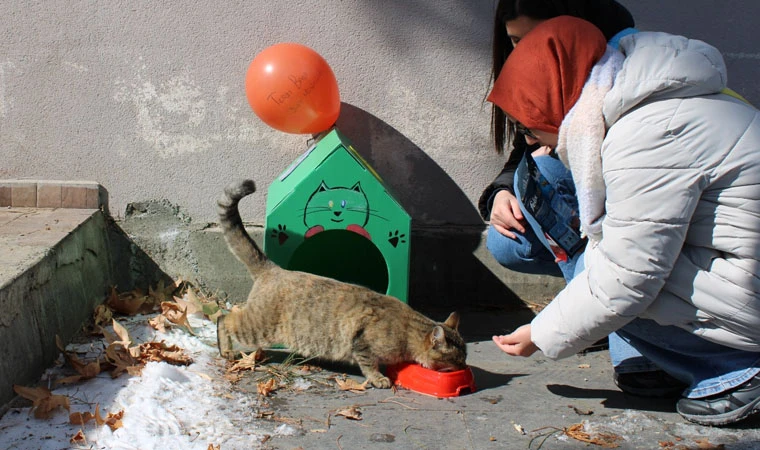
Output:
[489, 15, 760, 427]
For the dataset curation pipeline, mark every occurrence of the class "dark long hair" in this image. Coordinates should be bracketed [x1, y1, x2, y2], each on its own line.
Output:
[489, 0, 635, 153]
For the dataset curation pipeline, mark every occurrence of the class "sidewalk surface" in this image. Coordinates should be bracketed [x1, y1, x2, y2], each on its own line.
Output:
[1, 208, 760, 449]
[249, 307, 760, 450]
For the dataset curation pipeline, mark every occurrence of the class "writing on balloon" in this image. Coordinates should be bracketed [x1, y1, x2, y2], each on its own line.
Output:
[266, 70, 325, 115]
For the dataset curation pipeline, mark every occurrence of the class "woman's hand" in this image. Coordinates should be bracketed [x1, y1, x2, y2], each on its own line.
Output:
[490, 190, 527, 239]
[531, 145, 554, 157]
[492, 324, 539, 357]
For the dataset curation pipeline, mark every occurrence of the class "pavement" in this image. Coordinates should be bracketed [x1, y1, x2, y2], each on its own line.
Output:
[234, 306, 760, 450]
[2, 207, 760, 449]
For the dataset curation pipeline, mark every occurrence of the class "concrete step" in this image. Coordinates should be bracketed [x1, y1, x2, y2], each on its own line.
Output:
[0, 207, 115, 409]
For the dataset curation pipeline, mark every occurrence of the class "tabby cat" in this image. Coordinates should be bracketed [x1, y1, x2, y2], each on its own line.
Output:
[216, 179, 467, 388]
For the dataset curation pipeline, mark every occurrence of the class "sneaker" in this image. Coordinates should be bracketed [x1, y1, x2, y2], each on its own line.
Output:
[614, 370, 688, 398]
[677, 373, 760, 426]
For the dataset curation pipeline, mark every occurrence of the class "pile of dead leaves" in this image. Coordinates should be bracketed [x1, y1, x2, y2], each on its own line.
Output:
[102, 318, 194, 377]
[57, 307, 197, 383]
[12, 385, 123, 438]
[12, 279, 224, 444]
[61, 279, 221, 382]
[97, 279, 224, 335]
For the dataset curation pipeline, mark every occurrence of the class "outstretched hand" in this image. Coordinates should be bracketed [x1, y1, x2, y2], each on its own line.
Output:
[492, 324, 539, 357]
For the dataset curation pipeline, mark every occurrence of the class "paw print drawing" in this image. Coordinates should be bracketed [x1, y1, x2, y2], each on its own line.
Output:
[271, 224, 289, 245]
[388, 230, 407, 248]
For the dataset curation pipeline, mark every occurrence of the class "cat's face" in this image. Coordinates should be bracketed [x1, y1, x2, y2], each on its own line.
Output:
[304, 181, 369, 228]
[419, 312, 468, 371]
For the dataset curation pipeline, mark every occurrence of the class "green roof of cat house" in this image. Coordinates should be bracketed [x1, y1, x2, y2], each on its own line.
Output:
[265, 128, 411, 302]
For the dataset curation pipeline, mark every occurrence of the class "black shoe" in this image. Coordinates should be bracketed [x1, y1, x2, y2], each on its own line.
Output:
[677, 373, 760, 426]
[614, 370, 688, 398]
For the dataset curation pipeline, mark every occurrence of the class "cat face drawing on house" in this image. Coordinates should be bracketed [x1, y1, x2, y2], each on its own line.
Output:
[304, 181, 371, 239]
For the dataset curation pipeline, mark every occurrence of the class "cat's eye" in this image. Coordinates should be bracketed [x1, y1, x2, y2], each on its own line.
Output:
[328, 200, 334, 208]
[341, 200, 346, 208]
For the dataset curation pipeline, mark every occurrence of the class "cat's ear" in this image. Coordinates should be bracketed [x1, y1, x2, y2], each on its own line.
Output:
[443, 312, 460, 330]
[350, 181, 362, 192]
[318, 181, 329, 192]
[430, 326, 446, 347]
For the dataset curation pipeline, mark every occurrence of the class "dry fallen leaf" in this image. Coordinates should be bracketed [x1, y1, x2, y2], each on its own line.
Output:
[148, 314, 169, 333]
[334, 406, 362, 421]
[258, 378, 278, 397]
[174, 291, 202, 316]
[335, 378, 368, 393]
[565, 423, 621, 448]
[148, 280, 170, 305]
[106, 286, 149, 315]
[13, 385, 70, 419]
[93, 304, 113, 328]
[70, 430, 87, 445]
[54, 335, 102, 384]
[70, 410, 97, 426]
[693, 438, 726, 449]
[104, 342, 141, 378]
[109, 319, 132, 347]
[160, 302, 195, 335]
[228, 350, 265, 373]
[103, 410, 124, 431]
[207, 445, 220, 450]
[138, 341, 193, 366]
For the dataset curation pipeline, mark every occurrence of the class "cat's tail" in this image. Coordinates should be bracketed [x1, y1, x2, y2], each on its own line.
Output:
[217, 179, 272, 276]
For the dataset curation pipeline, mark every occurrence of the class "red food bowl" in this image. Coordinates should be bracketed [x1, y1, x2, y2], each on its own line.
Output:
[386, 363, 476, 398]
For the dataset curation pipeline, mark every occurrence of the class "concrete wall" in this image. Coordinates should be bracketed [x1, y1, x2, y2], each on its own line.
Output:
[1, 1, 758, 307]
[0, 1, 498, 228]
[2, 1, 758, 226]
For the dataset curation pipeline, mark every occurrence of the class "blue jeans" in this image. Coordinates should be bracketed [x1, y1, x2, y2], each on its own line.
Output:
[610, 322, 760, 399]
[569, 242, 760, 399]
[486, 155, 581, 282]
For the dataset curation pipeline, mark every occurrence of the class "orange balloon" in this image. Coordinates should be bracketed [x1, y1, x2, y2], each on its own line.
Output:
[245, 43, 340, 134]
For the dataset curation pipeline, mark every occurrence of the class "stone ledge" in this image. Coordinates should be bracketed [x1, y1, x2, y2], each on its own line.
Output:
[0, 180, 107, 209]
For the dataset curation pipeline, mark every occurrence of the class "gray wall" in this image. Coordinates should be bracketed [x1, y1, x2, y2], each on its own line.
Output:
[2, 0, 758, 225]
[620, 0, 759, 105]
[0, 1, 498, 227]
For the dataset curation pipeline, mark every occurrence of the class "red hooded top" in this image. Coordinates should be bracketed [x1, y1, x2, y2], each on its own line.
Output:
[487, 16, 607, 134]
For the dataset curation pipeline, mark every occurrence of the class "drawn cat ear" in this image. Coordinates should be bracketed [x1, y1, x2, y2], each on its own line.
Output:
[443, 312, 460, 330]
[350, 181, 362, 192]
[430, 326, 445, 347]
[317, 181, 329, 192]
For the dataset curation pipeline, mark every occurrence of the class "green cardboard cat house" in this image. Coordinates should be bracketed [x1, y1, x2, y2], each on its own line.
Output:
[265, 128, 411, 302]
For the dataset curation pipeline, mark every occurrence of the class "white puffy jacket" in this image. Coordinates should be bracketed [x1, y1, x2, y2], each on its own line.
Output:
[532, 32, 760, 359]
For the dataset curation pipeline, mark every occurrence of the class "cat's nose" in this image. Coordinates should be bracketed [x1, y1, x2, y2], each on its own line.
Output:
[334, 211, 342, 217]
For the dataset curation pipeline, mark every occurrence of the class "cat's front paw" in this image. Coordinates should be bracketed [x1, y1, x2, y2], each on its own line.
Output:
[220, 349, 238, 361]
[368, 375, 392, 389]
